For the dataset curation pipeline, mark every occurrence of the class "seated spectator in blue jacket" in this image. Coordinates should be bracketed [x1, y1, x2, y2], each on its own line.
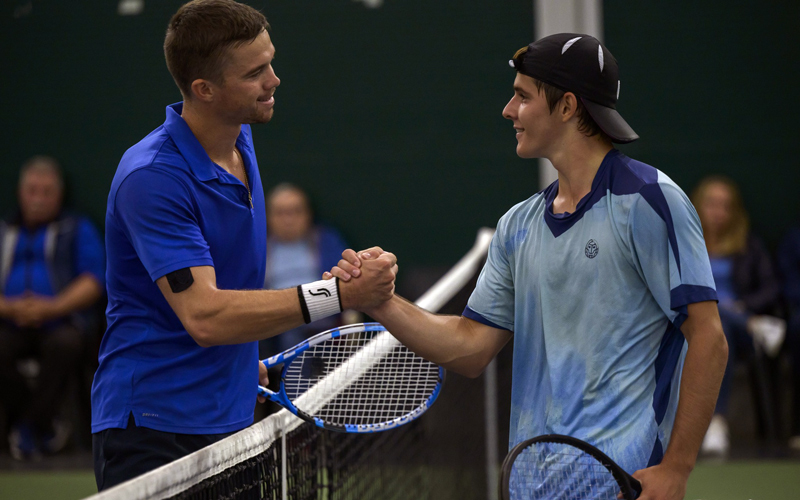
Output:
[691, 176, 782, 455]
[0, 156, 105, 460]
[260, 183, 357, 358]
[778, 225, 800, 448]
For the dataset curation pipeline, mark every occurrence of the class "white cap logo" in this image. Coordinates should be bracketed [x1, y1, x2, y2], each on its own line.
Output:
[598, 45, 604, 72]
[562, 36, 582, 54]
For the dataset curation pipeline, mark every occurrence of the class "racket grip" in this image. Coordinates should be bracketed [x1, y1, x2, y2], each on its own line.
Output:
[629, 476, 642, 499]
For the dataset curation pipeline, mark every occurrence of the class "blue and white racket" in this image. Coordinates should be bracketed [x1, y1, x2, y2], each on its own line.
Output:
[257, 322, 444, 433]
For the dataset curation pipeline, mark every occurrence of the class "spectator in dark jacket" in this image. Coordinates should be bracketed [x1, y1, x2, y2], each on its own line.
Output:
[778, 226, 800, 448]
[260, 183, 358, 358]
[0, 156, 105, 460]
[691, 175, 782, 455]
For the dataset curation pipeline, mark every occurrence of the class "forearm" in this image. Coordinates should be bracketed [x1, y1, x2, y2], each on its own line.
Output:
[371, 295, 506, 377]
[662, 326, 727, 472]
[187, 287, 306, 346]
[51, 273, 103, 317]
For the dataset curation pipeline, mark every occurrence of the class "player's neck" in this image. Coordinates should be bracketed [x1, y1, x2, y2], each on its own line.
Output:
[550, 137, 613, 214]
[181, 100, 242, 167]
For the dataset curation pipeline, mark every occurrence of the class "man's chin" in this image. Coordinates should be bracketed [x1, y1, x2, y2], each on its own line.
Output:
[516, 144, 537, 159]
[246, 109, 274, 125]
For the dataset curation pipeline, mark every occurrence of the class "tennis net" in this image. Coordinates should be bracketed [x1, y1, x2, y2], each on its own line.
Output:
[85, 228, 496, 500]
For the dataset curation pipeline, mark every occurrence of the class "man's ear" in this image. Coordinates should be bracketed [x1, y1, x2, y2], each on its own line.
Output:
[189, 78, 215, 102]
[560, 92, 579, 123]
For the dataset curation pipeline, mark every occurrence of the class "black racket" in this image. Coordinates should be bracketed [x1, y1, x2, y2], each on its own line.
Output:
[500, 434, 642, 500]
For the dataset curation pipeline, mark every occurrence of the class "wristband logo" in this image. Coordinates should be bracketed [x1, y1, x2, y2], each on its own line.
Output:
[309, 288, 332, 297]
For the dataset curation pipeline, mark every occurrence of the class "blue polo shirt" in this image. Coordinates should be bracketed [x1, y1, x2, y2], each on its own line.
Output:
[92, 103, 267, 434]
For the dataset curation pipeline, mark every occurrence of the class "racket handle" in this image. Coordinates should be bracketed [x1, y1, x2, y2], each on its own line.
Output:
[629, 476, 642, 499]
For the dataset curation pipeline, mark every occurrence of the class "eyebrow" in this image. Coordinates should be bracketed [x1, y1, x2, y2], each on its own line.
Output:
[246, 63, 268, 75]
[244, 49, 276, 76]
[513, 85, 528, 95]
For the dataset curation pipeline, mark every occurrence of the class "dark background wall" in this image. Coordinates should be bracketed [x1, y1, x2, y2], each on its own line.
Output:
[604, 2, 800, 250]
[2, 0, 798, 274]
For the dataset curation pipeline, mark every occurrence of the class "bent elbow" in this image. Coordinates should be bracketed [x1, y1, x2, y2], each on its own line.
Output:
[444, 355, 494, 379]
[184, 319, 219, 348]
[716, 332, 729, 367]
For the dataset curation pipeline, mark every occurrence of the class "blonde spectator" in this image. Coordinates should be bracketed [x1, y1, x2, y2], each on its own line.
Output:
[692, 175, 782, 455]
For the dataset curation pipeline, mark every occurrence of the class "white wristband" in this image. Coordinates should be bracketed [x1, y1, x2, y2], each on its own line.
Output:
[297, 278, 342, 324]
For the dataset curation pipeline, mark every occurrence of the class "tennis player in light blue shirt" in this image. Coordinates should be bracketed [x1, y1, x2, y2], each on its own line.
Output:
[464, 149, 715, 475]
[329, 34, 728, 500]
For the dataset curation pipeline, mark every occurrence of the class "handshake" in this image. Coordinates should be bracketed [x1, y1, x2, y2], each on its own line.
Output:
[322, 247, 398, 315]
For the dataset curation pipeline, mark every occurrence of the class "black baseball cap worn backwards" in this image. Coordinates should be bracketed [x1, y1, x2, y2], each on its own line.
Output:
[509, 33, 639, 144]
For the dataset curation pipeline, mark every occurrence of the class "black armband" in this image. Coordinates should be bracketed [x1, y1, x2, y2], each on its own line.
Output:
[166, 268, 194, 293]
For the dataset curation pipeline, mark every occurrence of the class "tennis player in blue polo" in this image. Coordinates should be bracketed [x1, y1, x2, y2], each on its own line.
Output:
[329, 34, 728, 500]
[91, 0, 398, 491]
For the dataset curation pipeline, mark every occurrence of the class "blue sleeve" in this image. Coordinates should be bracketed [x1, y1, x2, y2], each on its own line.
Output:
[74, 218, 105, 288]
[465, 218, 515, 332]
[113, 168, 214, 281]
[630, 179, 717, 327]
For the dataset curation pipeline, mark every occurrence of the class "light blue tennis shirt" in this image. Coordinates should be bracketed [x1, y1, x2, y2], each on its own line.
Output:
[465, 150, 716, 474]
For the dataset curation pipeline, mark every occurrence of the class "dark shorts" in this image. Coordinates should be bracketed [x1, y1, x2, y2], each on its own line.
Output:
[92, 414, 234, 491]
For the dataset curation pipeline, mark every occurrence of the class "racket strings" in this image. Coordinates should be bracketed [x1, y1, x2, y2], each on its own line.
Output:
[509, 443, 625, 500]
[283, 330, 440, 427]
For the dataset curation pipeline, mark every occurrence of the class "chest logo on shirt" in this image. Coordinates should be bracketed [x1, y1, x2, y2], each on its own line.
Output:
[585, 239, 599, 259]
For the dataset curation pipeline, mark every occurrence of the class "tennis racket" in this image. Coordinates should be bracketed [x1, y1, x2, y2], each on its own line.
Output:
[500, 434, 642, 500]
[257, 322, 444, 433]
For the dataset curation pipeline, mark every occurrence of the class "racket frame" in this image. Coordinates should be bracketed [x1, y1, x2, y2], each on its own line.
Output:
[257, 322, 445, 433]
[499, 433, 642, 500]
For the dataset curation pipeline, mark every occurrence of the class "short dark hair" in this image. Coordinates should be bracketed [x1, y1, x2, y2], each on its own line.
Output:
[19, 155, 64, 191]
[532, 79, 611, 142]
[164, 0, 269, 98]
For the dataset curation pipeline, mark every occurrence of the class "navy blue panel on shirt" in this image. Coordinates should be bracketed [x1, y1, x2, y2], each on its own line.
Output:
[647, 321, 686, 466]
[462, 306, 511, 331]
[93, 103, 267, 435]
[544, 150, 684, 276]
[670, 284, 719, 325]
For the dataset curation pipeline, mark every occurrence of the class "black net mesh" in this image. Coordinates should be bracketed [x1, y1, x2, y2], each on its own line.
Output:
[165, 420, 433, 500]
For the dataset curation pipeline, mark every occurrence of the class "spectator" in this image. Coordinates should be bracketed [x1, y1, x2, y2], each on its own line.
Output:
[778, 225, 800, 448]
[261, 183, 357, 358]
[0, 156, 105, 460]
[691, 175, 782, 455]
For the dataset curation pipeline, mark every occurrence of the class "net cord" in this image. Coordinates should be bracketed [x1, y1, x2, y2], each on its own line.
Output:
[84, 227, 495, 500]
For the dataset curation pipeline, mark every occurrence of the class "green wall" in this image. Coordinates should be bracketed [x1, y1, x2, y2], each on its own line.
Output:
[605, 2, 800, 247]
[2, 1, 798, 271]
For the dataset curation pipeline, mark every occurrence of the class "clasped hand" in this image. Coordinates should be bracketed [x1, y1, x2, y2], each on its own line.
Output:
[1, 293, 60, 328]
[323, 246, 398, 314]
